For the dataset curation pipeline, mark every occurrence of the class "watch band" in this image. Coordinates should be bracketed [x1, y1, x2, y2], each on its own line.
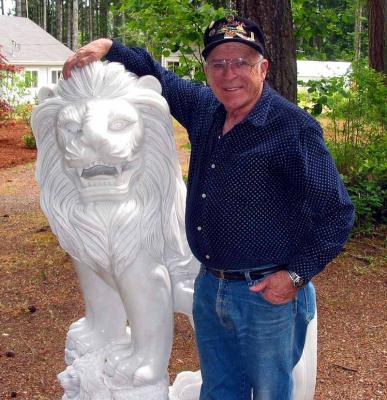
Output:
[288, 271, 305, 288]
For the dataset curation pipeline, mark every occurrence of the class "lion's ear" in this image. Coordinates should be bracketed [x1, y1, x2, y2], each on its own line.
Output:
[38, 86, 56, 103]
[137, 75, 162, 94]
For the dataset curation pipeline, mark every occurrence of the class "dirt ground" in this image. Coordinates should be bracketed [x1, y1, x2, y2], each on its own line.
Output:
[0, 123, 385, 399]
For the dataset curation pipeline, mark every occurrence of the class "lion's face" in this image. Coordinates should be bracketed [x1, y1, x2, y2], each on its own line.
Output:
[56, 98, 144, 202]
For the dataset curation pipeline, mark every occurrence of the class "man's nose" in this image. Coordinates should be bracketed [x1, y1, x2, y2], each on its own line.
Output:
[222, 63, 237, 79]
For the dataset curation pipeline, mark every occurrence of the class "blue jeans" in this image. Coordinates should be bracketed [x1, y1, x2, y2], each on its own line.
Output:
[193, 267, 316, 400]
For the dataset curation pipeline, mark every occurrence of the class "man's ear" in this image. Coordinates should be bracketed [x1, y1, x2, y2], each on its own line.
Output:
[260, 59, 269, 79]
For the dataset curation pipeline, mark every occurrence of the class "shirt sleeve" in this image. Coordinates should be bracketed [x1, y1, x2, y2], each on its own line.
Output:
[285, 120, 355, 282]
[106, 39, 209, 133]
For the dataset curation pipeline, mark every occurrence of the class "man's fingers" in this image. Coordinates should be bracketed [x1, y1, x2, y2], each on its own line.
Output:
[249, 279, 267, 292]
[62, 39, 112, 80]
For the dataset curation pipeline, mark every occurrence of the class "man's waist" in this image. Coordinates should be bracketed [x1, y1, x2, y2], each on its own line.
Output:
[201, 264, 286, 281]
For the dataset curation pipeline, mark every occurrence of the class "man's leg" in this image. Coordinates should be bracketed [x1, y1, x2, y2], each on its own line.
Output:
[193, 268, 251, 400]
[238, 279, 315, 400]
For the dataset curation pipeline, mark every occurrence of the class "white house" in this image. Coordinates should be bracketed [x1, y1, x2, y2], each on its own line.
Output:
[297, 60, 351, 83]
[161, 53, 351, 84]
[0, 15, 73, 102]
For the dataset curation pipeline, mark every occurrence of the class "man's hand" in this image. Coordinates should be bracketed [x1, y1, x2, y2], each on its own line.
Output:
[249, 270, 298, 304]
[62, 38, 113, 79]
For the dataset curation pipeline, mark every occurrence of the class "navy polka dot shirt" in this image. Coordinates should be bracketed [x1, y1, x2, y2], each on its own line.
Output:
[107, 40, 354, 282]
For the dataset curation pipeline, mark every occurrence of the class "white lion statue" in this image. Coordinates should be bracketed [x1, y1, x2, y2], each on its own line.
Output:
[31, 61, 317, 400]
[32, 61, 200, 399]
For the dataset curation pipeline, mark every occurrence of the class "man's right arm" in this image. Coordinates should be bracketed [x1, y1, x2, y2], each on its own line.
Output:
[63, 39, 208, 131]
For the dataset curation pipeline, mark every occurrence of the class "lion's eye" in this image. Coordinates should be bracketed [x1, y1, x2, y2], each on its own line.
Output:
[65, 121, 81, 134]
[109, 119, 131, 132]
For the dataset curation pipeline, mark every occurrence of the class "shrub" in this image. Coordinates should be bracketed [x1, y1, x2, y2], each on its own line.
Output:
[22, 133, 36, 149]
[302, 61, 387, 233]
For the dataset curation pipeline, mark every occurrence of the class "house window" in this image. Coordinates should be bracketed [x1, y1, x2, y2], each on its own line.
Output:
[166, 61, 180, 73]
[51, 69, 62, 84]
[24, 70, 38, 88]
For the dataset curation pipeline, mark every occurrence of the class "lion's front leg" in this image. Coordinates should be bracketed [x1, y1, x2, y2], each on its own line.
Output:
[65, 258, 128, 364]
[105, 251, 173, 388]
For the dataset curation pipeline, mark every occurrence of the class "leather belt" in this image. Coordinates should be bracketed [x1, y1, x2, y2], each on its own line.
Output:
[205, 265, 285, 281]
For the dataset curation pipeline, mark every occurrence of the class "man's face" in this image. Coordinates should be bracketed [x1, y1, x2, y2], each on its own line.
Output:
[204, 42, 268, 116]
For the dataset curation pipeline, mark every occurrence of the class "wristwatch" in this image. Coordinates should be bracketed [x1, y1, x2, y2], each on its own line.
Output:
[288, 271, 306, 288]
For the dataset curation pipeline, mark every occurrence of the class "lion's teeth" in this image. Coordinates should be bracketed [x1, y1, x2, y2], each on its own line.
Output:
[81, 165, 118, 178]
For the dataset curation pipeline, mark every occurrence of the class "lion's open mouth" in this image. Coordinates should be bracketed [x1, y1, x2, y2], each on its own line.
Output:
[81, 165, 118, 179]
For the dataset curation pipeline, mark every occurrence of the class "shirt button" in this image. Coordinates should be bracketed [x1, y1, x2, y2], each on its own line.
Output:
[197, 226, 202, 231]
[211, 163, 215, 169]
[205, 255, 210, 259]
[201, 193, 207, 198]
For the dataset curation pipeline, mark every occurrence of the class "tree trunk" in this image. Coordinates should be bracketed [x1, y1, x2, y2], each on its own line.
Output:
[1, 0, 4, 15]
[56, 0, 63, 42]
[235, 0, 297, 103]
[354, 0, 363, 60]
[368, 0, 386, 76]
[43, 0, 47, 30]
[67, 0, 72, 48]
[99, 0, 108, 38]
[89, 0, 93, 41]
[72, 0, 78, 51]
[16, 0, 22, 16]
[21, 0, 27, 17]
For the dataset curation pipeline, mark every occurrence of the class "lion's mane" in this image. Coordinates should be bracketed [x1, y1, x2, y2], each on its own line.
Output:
[31, 61, 194, 281]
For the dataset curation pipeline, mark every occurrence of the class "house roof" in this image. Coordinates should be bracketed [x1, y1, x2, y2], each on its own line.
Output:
[0, 16, 73, 65]
[297, 60, 351, 81]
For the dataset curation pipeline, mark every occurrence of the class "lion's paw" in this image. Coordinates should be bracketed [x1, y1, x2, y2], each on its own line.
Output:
[65, 329, 107, 364]
[133, 364, 162, 387]
[68, 317, 86, 332]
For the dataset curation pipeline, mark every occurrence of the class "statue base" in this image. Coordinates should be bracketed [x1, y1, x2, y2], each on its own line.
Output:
[58, 345, 202, 400]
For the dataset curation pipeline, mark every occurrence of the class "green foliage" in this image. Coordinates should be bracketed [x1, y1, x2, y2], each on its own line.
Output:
[292, 0, 368, 61]
[0, 69, 29, 109]
[114, 0, 229, 82]
[16, 103, 36, 149]
[300, 61, 386, 232]
[22, 133, 36, 149]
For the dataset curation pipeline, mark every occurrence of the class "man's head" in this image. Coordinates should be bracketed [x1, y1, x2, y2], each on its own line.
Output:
[203, 16, 268, 117]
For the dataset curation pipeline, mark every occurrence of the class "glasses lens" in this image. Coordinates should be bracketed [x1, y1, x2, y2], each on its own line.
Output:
[208, 58, 253, 74]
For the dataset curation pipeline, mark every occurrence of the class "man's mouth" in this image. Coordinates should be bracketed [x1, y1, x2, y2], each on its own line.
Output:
[224, 87, 241, 92]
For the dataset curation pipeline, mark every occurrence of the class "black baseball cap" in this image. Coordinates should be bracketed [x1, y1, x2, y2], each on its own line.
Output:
[202, 15, 265, 59]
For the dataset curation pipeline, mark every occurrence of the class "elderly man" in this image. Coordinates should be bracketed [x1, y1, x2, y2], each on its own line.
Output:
[63, 16, 354, 400]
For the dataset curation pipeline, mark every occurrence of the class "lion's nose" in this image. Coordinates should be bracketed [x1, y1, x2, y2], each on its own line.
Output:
[80, 124, 110, 152]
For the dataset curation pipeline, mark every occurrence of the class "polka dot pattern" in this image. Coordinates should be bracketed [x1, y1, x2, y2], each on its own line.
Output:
[107, 41, 355, 282]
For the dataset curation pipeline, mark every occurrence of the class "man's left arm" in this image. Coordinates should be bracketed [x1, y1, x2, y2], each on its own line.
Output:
[251, 121, 355, 303]
[284, 122, 355, 283]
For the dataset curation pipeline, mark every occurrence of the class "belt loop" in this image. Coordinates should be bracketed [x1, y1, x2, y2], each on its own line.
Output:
[245, 271, 253, 285]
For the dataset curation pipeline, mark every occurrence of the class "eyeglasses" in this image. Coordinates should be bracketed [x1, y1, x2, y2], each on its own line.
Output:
[206, 57, 263, 74]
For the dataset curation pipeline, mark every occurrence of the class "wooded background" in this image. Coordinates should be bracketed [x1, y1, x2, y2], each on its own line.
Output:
[2, 0, 386, 102]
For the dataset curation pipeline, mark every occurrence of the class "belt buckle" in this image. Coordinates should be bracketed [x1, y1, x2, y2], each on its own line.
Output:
[219, 270, 225, 279]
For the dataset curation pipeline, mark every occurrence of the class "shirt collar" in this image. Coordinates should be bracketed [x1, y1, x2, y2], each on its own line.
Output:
[245, 82, 273, 127]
